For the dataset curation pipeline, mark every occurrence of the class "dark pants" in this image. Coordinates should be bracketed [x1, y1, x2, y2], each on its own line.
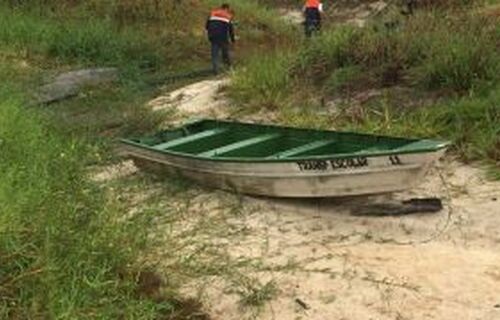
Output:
[305, 19, 321, 38]
[210, 40, 230, 74]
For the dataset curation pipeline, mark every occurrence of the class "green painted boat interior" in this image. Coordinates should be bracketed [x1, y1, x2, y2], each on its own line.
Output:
[122, 119, 449, 162]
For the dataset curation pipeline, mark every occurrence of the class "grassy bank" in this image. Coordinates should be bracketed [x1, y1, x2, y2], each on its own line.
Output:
[0, 4, 193, 316]
[230, 8, 500, 175]
[0, 76, 160, 317]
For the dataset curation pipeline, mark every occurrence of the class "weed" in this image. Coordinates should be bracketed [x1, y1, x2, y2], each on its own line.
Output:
[231, 277, 278, 310]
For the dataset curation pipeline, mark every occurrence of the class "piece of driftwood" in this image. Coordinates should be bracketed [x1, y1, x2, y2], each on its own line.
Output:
[352, 197, 443, 216]
[295, 298, 310, 310]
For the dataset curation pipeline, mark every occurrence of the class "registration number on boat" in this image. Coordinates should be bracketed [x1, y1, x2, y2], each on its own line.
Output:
[296, 157, 369, 171]
[296, 155, 404, 171]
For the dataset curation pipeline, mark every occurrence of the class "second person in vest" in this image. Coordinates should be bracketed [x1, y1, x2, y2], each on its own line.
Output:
[303, 0, 323, 37]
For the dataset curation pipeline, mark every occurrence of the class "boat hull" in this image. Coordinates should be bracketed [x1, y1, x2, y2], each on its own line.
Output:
[120, 144, 444, 197]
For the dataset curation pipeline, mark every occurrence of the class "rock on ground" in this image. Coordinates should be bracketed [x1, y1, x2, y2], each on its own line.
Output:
[35, 68, 118, 104]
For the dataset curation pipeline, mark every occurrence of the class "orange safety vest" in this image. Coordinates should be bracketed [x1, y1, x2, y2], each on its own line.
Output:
[305, 0, 320, 9]
[209, 8, 233, 23]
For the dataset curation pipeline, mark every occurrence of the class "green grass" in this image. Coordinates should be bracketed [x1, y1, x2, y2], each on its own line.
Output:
[235, 9, 499, 94]
[0, 3, 195, 319]
[232, 278, 278, 310]
[0, 0, 294, 71]
[0, 5, 161, 68]
[230, 51, 294, 110]
[289, 12, 500, 91]
[0, 79, 161, 318]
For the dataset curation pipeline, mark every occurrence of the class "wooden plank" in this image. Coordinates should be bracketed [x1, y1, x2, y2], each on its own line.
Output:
[267, 140, 332, 159]
[152, 128, 227, 150]
[198, 133, 280, 157]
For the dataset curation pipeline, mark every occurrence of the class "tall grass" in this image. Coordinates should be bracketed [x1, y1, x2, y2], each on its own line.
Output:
[289, 11, 500, 91]
[230, 52, 293, 109]
[0, 0, 294, 71]
[407, 12, 499, 90]
[233, 9, 499, 95]
[0, 80, 163, 317]
[431, 89, 500, 165]
[335, 87, 500, 162]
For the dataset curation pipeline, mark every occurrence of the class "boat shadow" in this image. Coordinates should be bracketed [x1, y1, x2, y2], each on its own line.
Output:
[243, 193, 442, 218]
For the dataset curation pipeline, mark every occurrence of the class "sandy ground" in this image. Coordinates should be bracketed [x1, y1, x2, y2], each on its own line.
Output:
[190, 160, 500, 320]
[96, 156, 500, 320]
[148, 78, 230, 117]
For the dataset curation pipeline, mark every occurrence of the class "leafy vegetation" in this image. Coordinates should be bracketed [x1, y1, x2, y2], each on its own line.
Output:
[233, 278, 278, 310]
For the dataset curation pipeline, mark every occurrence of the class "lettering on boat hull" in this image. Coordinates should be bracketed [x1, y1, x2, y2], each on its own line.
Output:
[296, 155, 405, 171]
[297, 157, 369, 171]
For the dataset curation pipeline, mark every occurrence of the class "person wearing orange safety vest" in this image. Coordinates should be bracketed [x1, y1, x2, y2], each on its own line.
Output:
[303, 0, 323, 37]
[205, 4, 235, 74]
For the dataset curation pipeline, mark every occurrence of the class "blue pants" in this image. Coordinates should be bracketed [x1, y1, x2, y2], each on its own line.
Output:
[305, 19, 321, 38]
[210, 41, 231, 74]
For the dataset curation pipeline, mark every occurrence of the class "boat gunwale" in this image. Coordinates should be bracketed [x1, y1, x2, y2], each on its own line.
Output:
[120, 119, 450, 163]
